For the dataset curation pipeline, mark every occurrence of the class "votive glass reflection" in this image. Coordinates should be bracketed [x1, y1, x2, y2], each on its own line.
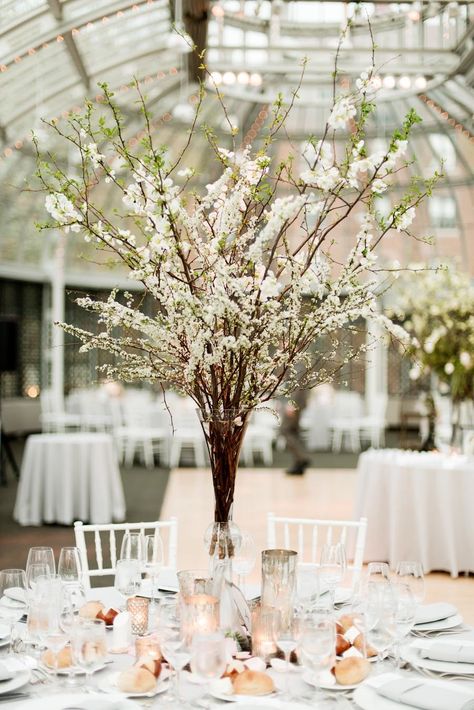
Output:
[127, 596, 150, 635]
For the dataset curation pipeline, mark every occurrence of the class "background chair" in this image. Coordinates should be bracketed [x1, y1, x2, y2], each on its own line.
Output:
[267, 512, 367, 584]
[329, 391, 365, 452]
[74, 518, 178, 589]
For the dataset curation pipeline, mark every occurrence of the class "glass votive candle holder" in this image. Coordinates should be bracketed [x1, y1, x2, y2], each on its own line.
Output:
[180, 593, 219, 643]
[127, 596, 150, 636]
[251, 605, 281, 663]
[135, 633, 161, 660]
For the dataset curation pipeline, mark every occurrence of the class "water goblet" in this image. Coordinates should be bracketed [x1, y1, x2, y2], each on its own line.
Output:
[0, 569, 27, 655]
[120, 532, 145, 562]
[71, 618, 107, 691]
[143, 533, 164, 603]
[191, 632, 227, 703]
[114, 559, 141, 606]
[395, 561, 425, 604]
[161, 631, 192, 706]
[26, 547, 55, 576]
[319, 543, 346, 608]
[232, 531, 257, 596]
[299, 612, 336, 700]
[296, 564, 320, 612]
[367, 562, 390, 586]
[44, 629, 68, 688]
[58, 547, 83, 584]
[276, 614, 301, 698]
[390, 582, 417, 668]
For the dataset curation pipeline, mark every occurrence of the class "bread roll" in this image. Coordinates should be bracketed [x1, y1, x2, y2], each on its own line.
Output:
[117, 667, 156, 693]
[335, 634, 351, 656]
[338, 614, 357, 633]
[232, 669, 275, 696]
[79, 600, 104, 619]
[41, 645, 73, 669]
[334, 657, 370, 686]
[137, 655, 162, 678]
[353, 633, 377, 658]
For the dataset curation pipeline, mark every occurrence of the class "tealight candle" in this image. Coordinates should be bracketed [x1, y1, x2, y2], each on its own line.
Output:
[180, 593, 219, 643]
[251, 606, 280, 662]
[127, 596, 149, 636]
[135, 633, 161, 660]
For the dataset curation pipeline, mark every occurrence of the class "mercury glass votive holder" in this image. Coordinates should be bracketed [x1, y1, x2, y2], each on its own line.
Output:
[180, 593, 219, 643]
[251, 605, 281, 662]
[127, 596, 150, 636]
[135, 633, 161, 660]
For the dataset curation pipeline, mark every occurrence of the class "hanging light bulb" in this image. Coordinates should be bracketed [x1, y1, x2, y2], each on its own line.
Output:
[399, 75, 412, 89]
[382, 75, 396, 89]
[237, 71, 250, 85]
[414, 76, 427, 90]
[210, 71, 223, 85]
[222, 71, 236, 85]
[249, 73, 262, 87]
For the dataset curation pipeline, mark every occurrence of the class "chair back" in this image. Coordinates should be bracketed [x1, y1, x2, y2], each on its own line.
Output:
[74, 518, 178, 589]
[267, 513, 367, 583]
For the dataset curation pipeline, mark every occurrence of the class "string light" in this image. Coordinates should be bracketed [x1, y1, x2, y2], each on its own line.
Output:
[399, 75, 411, 89]
[419, 93, 474, 142]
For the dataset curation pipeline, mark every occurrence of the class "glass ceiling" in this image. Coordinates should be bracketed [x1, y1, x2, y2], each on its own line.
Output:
[1, 0, 474, 283]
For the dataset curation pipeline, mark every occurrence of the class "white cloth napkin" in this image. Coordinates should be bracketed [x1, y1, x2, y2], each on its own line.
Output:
[414, 639, 474, 664]
[12, 693, 139, 710]
[368, 673, 474, 710]
[415, 603, 457, 625]
[0, 655, 36, 681]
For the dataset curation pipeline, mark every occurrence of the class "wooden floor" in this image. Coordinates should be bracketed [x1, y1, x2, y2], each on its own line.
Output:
[161, 467, 474, 624]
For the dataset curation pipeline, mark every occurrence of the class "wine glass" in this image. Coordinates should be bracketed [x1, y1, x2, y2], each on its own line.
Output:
[299, 612, 336, 699]
[0, 569, 27, 655]
[27, 599, 56, 654]
[114, 559, 141, 605]
[319, 543, 346, 608]
[26, 563, 50, 596]
[120, 532, 144, 562]
[58, 547, 83, 584]
[395, 561, 425, 604]
[143, 534, 164, 603]
[26, 547, 55, 576]
[161, 631, 192, 706]
[365, 582, 396, 671]
[44, 628, 68, 686]
[276, 614, 302, 698]
[232, 531, 257, 596]
[390, 582, 417, 668]
[70, 618, 107, 691]
[296, 564, 320, 612]
[191, 632, 227, 702]
[367, 562, 390, 586]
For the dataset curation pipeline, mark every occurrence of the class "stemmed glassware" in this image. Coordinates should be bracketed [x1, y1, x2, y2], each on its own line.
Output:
[161, 630, 192, 707]
[395, 561, 425, 604]
[390, 582, 417, 668]
[191, 632, 227, 703]
[70, 618, 107, 691]
[276, 614, 301, 698]
[299, 612, 336, 699]
[26, 563, 50, 597]
[367, 562, 390, 586]
[296, 564, 320, 613]
[143, 534, 164, 603]
[58, 547, 83, 584]
[232, 531, 257, 596]
[365, 582, 397, 671]
[114, 559, 141, 606]
[319, 543, 346, 608]
[120, 532, 145, 562]
[26, 547, 55, 576]
[44, 627, 68, 687]
[0, 569, 27, 655]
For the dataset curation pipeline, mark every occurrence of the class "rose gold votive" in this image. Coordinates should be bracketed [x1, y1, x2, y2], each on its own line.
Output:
[127, 596, 150, 635]
[135, 633, 161, 660]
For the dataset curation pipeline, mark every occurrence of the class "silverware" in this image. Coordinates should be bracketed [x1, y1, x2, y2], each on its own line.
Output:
[0, 692, 30, 702]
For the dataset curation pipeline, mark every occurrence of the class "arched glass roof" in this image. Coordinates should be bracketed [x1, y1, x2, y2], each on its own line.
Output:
[1, 0, 474, 283]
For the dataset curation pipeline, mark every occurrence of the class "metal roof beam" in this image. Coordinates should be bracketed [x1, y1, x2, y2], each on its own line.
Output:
[63, 32, 90, 90]
[47, 0, 63, 21]
[183, 0, 209, 83]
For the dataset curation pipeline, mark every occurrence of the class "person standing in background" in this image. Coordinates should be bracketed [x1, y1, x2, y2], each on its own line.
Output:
[280, 389, 310, 475]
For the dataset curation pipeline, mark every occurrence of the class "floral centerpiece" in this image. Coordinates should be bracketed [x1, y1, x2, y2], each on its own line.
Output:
[394, 267, 474, 444]
[35, 40, 436, 548]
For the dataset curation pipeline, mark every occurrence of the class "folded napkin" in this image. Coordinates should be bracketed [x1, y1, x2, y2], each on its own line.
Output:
[4, 587, 26, 604]
[368, 673, 474, 710]
[416, 639, 474, 664]
[17, 693, 139, 710]
[0, 664, 14, 682]
[415, 603, 457, 625]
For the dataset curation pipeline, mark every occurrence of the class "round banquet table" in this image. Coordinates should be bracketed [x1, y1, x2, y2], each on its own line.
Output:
[354, 448, 474, 577]
[13, 432, 126, 526]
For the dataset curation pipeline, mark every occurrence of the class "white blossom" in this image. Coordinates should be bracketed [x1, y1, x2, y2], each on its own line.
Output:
[395, 206, 416, 231]
[45, 193, 83, 233]
[328, 97, 357, 129]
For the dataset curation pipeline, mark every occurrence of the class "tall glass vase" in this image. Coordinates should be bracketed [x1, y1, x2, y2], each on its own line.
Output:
[261, 549, 297, 629]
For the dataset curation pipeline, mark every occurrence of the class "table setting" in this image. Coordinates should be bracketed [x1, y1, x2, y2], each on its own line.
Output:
[0, 532, 473, 710]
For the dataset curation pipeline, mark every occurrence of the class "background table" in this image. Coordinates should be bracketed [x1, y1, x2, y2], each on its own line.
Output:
[13, 433, 126, 526]
[354, 449, 474, 577]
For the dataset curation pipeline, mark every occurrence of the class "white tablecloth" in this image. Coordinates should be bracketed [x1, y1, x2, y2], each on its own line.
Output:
[13, 433, 126, 526]
[354, 449, 474, 577]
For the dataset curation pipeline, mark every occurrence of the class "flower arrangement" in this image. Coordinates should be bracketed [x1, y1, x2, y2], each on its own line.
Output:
[34, 34, 438, 531]
[395, 267, 474, 404]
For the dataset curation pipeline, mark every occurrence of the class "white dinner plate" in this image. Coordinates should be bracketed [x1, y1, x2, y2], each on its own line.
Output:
[4, 588, 27, 604]
[11, 692, 141, 710]
[0, 637, 10, 649]
[41, 661, 108, 676]
[98, 670, 170, 698]
[0, 669, 31, 695]
[353, 684, 401, 710]
[303, 669, 365, 691]
[0, 596, 25, 610]
[412, 614, 464, 633]
[401, 645, 474, 675]
[210, 702, 308, 710]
